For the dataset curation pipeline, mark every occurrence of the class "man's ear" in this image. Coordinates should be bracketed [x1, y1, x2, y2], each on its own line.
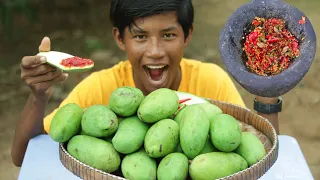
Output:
[112, 28, 126, 51]
[184, 25, 194, 47]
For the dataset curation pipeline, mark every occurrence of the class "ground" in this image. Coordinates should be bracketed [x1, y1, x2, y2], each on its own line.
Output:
[0, 0, 319, 179]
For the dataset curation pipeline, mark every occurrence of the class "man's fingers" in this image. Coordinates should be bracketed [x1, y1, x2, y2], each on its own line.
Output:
[21, 64, 58, 79]
[39, 37, 51, 52]
[33, 73, 68, 92]
[21, 56, 47, 69]
[51, 73, 69, 84]
[25, 70, 64, 85]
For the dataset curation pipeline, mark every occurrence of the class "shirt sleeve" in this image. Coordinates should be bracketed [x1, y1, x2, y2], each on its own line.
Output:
[43, 72, 104, 134]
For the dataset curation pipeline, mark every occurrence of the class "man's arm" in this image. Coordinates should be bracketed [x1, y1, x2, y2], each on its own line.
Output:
[11, 37, 68, 167]
[11, 94, 47, 167]
[255, 96, 280, 134]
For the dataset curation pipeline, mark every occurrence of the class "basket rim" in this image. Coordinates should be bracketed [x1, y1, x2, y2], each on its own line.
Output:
[59, 99, 279, 180]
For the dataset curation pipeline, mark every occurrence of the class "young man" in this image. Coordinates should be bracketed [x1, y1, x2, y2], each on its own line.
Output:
[11, 0, 281, 167]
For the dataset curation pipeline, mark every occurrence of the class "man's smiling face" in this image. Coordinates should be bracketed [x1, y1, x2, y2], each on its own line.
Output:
[113, 11, 193, 95]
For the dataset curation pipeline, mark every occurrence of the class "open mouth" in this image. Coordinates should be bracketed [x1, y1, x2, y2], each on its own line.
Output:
[143, 65, 169, 82]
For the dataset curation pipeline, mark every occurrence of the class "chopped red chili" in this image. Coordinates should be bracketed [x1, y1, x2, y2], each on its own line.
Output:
[243, 17, 300, 76]
[60, 56, 94, 68]
[179, 98, 192, 104]
[299, 16, 306, 25]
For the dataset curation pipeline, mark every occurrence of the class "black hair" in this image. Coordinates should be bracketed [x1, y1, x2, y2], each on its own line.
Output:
[110, 0, 194, 40]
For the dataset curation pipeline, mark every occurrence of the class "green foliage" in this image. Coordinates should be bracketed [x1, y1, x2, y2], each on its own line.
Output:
[85, 37, 105, 52]
[0, 0, 38, 40]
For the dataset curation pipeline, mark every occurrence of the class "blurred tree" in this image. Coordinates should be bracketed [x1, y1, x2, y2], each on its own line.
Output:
[0, 0, 37, 39]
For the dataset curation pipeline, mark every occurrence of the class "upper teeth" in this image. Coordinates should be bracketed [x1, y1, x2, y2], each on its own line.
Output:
[147, 65, 165, 69]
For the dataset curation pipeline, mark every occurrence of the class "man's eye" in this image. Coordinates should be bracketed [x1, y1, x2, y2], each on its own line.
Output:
[163, 33, 176, 39]
[134, 35, 147, 39]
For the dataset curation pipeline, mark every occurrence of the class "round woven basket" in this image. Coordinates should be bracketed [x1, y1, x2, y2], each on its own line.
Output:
[59, 99, 279, 180]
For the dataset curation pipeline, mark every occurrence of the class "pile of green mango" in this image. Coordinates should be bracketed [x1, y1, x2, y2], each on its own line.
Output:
[49, 87, 267, 180]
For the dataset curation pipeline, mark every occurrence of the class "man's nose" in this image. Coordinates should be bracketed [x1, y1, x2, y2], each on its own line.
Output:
[146, 38, 165, 59]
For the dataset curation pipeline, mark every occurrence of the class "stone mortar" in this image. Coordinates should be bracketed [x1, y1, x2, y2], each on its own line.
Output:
[219, 0, 317, 97]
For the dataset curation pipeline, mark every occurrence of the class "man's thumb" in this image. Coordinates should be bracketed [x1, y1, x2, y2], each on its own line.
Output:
[39, 37, 51, 52]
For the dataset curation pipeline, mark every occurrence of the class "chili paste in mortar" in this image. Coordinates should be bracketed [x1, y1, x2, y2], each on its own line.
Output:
[243, 17, 300, 76]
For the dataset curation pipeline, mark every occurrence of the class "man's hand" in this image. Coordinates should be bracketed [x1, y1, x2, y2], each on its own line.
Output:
[20, 37, 68, 101]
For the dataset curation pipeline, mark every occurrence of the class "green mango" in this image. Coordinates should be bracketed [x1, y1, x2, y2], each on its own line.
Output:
[67, 135, 121, 173]
[180, 105, 210, 159]
[189, 152, 248, 180]
[144, 119, 179, 158]
[138, 88, 179, 123]
[49, 103, 83, 142]
[173, 105, 190, 125]
[210, 114, 242, 152]
[196, 103, 223, 120]
[112, 116, 150, 154]
[109, 86, 144, 117]
[81, 105, 118, 138]
[200, 136, 218, 154]
[157, 153, 189, 180]
[235, 132, 266, 166]
[37, 51, 94, 72]
[174, 103, 222, 125]
[121, 149, 157, 180]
